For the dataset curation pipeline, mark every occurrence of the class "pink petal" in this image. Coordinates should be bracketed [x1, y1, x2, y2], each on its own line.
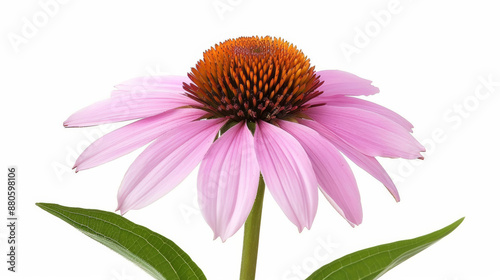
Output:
[299, 119, 400, 201]
[278, 120, 362, 226]
[310, 95, 414, 132]
[315, 70, 380, 97]
[254, 120, 318, 231]
[198, 122, 260, 241]
[113, 75, 189, 93]
[307, 106, 425, 159]
[64, 94, 197, 128]
[64, 75, 199, 127]
[117, 118, 226, 213]
[74, 108, 206, 172]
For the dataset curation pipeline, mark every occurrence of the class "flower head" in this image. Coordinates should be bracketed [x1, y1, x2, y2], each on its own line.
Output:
[65, 36, 425, 241]
[184, 36, 322, 121]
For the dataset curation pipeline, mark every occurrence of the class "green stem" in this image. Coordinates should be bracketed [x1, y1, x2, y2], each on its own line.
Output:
[239, 175, 265, 280]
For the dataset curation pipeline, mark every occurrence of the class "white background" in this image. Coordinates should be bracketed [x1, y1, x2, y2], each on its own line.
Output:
[1, 0, 499, 279]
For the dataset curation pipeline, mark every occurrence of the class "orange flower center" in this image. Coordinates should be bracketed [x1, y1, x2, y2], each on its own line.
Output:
[183, 36, 323, 122]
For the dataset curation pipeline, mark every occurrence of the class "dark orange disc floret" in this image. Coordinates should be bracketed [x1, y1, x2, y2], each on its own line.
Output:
[183, 36, 323, 122]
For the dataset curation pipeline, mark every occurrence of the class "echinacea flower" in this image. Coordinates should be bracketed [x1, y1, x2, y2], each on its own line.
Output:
[65, 36, 424, 241]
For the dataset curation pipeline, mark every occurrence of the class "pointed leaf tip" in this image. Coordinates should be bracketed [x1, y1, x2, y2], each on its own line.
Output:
[306, 217, 465, 280]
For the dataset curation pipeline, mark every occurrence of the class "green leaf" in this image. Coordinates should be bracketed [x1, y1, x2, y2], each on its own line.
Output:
[36, 203, 206, 280]
[307, 217, 464, 280]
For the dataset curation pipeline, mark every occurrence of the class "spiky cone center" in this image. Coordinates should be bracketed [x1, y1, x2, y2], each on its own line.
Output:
[183, 36, 323, 122]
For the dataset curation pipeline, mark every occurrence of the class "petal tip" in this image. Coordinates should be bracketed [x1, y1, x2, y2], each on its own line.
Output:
[352, 218, 362, 227]
[115, 208, 125, 215]
[63, 119, 75, 128]
[116, 202, 128, 215]
[345, 212, 363, 227]
[117, 207, 128, 216]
